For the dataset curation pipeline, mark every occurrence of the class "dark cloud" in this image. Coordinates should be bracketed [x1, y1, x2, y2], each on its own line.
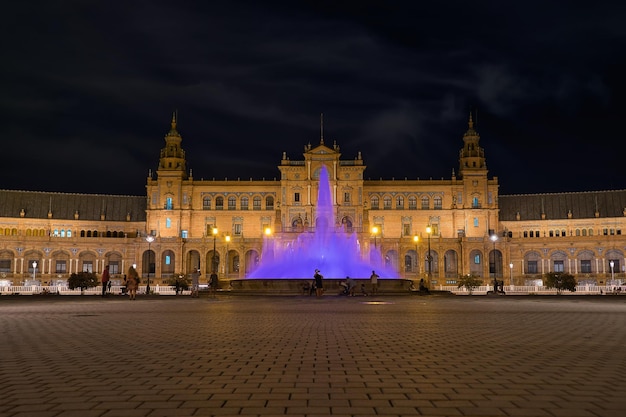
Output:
[2, 0, 625, 195]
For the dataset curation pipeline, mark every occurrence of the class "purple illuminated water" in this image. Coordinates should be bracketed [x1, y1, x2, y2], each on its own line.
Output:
[247, 165, 399, 279]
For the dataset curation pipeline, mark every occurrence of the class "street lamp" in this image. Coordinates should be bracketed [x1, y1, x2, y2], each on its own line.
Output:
[145, 234, 155, 294]
[225, 235, 231, 276]
[32, 261, 37, 281]
[413, 235, 419, 273]
[609, 260, 615, 287]
[509, 262, 514, 286]
[426, 226, 432, 279]
[212, 227, 218, 273]
[372, 226, 379, 249]
[490, 234, 498, 291]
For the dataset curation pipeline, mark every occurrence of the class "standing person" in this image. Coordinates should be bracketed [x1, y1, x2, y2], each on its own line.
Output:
[314, 269, 324, 297]
[126, 265, 139, 300]
[209, 271, 218, 297]
[101, 265, 110, 297]
[191, 269, 200, 298]
[370, 270, 379, 295]
[345, 276, 356, 296]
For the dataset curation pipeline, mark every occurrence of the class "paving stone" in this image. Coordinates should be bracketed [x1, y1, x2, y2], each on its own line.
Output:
[0, 295, 625, 417]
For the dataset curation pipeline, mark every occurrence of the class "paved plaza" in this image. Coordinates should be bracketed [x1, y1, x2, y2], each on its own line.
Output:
[1, 294, 625, 417]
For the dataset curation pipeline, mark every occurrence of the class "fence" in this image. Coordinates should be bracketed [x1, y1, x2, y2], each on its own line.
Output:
[439, 284, 624, 295]
[0, 285, 189, 296]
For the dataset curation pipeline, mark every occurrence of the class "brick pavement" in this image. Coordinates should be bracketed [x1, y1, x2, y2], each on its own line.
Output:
[0, 294, 625, 417]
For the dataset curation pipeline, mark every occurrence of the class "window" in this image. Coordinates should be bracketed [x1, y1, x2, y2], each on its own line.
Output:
[474, 254, 480, 264]
[266, 196, 274, 210]
[0, 260, 10, 272]
[383, 196, 391, 210]
[228, 196, 236, 210]
[421, 196, 429, 209]
[403, 224, 410, 236]
[165, 255, 171, 265]
[253, 196, 261, 210]
[234, 224, 242, 236]
[580, 260, 592, 273]
[408, 196, 417, 210]
[473, 218, 479, 227]
[344, 192, 350, 204]
[434, 196, 442, 210]
[181, 230, 188, 238]
[165, 197, 173, 210]
[109, 262, 119, 275]
[56, 261, 67, 274]
[82, 261, 93, 273]
[472, 197, 480, 208]
[215, 197, 224, 210]
[294, 192, 300, 202]
[370, 196, 379, 210]
[553, 260, 564, 272]
[241, 197, 249, 210]
[67, 230, 72, 237]
[203, 197, 211, 210]
[457, 192, 462, 205]
[166, 218, 171, 228]
[527, 261, 538, 274]
[396, 196, 404, 209]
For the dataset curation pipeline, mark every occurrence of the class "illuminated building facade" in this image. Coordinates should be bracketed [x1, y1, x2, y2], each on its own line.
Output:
[1, 114, 625, 288]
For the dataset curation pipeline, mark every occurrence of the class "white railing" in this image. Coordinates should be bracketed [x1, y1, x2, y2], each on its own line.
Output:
[439, 284, 623, 295]
[0, 285, 190, 296]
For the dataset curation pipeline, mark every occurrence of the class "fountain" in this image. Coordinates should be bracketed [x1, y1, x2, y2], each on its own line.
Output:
[246, 165, 399, 280]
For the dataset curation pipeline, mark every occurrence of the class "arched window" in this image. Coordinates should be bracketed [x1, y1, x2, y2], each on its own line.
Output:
[215, 196, 224, 210]
[266, 196, 274, 210]
[434, 196, 442, 209]
[396, 196, 404, 209]
[253, 196, 261, 210]
[383, 196, 392, 210]
[241, 196, 249, 210]
[370, 196, 379, 210]
[203, 197, 211, 210]
[408, 196, 417, 210]
[421, 196, 430, 209]
[228, 196, 236, 210]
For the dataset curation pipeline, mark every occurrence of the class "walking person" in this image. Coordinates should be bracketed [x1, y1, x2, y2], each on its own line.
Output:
[314, 269, 324, 297]
[101, 265, 110, 297]
[126, 265, 139, 300]
[370, 270, 379, 295]
[209, 271, 218, 298]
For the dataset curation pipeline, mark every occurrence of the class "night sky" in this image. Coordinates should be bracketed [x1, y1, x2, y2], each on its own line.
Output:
[3, 1, 625, 196]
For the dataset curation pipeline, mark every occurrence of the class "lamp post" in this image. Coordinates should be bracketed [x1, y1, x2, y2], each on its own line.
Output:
[426, 226, 432, 279]
[372, 226, 379, 249]
[212, 227, 218, 273]
[509, 262, 514, 286]
[145, 234, 155, 294]
[32, 261, 37, 282]
[609, 260, 615, 287]
[490, 234, 498, 291]
[225, 235, 231, 276]
[413, 235, 419, 273]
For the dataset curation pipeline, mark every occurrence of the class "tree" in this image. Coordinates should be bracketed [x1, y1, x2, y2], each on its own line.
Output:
[544, 272, 577, 294]
[457, 274, 483, 295]
[68, 272, 99, 294]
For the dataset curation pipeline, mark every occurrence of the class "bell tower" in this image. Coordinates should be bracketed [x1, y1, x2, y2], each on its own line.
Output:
[157, 112, 187, 179]
[458, 113, 486, 176]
